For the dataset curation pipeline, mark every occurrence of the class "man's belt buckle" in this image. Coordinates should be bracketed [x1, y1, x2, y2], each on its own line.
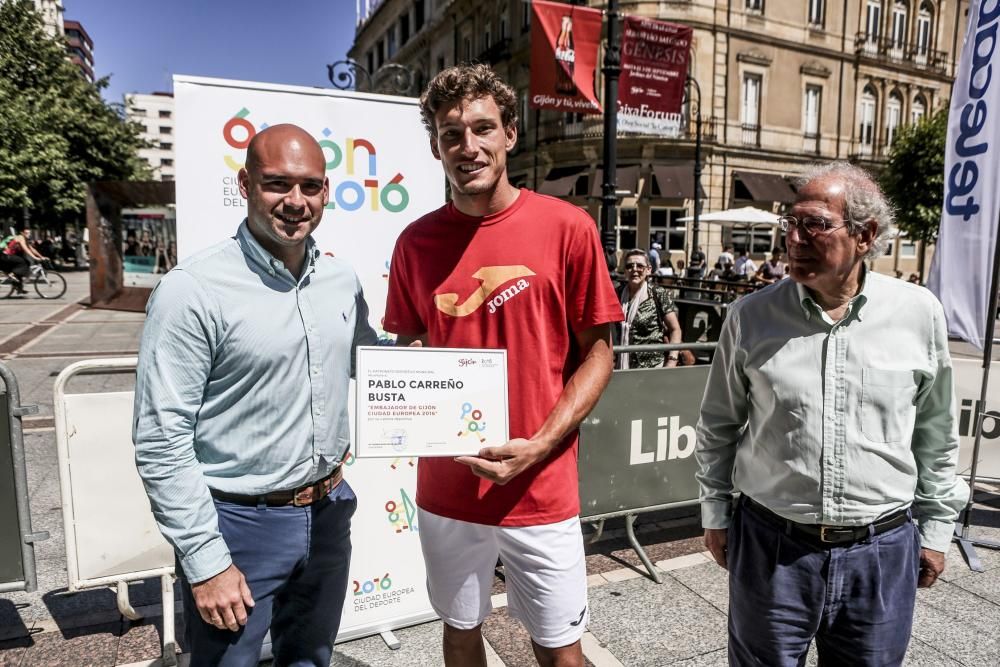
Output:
[819, 525, 852, 544]
[292, 476, 332, 506]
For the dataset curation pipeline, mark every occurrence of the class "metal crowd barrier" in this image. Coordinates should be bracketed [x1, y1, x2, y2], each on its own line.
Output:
[578, 343, 716, 583]
[0, 362, 48, 594]
[53, 358, 178, 666]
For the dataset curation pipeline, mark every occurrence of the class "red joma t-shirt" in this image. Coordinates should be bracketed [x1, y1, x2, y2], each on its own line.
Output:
[384, 189, 623, 526]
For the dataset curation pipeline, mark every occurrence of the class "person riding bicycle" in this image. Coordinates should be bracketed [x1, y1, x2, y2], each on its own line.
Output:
[1, 228, 47, 295]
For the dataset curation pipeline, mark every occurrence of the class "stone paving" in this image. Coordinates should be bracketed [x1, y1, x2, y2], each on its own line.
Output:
[1, 271, 999, 666]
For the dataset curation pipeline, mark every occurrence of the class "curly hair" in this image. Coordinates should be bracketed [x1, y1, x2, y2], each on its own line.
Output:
[795, 161, 896, 261]
[419, 64, 519, 139]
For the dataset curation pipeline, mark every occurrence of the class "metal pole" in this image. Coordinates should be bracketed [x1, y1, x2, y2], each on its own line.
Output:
[600, 0, 621, 266]
[688, 75, 702, 268]
[533, 108, 541, 191]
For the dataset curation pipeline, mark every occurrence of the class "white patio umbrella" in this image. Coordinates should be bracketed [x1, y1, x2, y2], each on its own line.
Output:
[677, 206, 780, 225]
[676, 206, 782, 260]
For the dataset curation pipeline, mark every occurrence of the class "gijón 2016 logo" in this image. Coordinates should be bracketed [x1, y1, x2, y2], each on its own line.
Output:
[220, 107, 410, 214]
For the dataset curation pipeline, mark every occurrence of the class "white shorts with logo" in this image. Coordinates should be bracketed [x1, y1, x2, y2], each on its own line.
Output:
[417, 508, 589, 648]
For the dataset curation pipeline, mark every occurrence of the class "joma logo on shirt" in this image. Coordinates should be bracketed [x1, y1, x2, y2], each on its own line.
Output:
[486, 279, 530, 314]
[434, 266, 535, 317]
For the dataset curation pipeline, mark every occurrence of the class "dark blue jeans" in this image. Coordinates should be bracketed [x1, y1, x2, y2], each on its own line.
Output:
[177, 480, 357, 667]
[728, 498, 920, 667]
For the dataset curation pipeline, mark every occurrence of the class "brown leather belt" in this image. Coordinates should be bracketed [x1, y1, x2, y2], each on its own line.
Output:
[743, 496, 911, 548]
[210, 466, 343, 507]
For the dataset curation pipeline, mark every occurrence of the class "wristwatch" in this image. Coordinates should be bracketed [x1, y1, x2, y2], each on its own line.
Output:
[668, 353, 680, 362]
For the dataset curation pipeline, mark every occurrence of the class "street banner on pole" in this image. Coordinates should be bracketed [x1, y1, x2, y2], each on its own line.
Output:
[617, 16, 692, 137]
[529, 0, 603, 114]
[173, 75, 444, 642]
[927, 2, 1000, 348]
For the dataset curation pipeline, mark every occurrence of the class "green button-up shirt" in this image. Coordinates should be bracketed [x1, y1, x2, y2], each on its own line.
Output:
[695, 270, 969, 551]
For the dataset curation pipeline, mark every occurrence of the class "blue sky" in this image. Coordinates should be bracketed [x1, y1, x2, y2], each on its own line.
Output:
[65, 0, 359, 103]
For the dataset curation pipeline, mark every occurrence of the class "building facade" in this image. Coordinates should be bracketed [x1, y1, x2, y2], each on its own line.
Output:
[31, 0, 63, 37]
[125, 93, 176, 181]
[351, 0, 967, 276]
[63, 19, 94, 82]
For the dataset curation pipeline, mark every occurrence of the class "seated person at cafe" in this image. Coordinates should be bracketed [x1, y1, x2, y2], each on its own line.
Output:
[734, 249, 757, 281]
[755, 247, 786, 285]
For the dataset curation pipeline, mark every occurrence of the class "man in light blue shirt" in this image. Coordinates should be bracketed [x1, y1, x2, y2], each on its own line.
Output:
[696, 162, 968, 666]
[134, 124, 377, 666]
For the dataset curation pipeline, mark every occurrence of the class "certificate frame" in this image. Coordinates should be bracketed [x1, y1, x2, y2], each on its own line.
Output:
[354, 346, 510, 458]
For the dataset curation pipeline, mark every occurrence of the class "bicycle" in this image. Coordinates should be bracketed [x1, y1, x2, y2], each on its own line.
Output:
[2, 261, 67, 299]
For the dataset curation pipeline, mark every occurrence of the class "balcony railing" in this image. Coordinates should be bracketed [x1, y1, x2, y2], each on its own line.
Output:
[534, 115, 720, 145]
[854, 32, 948, 72]
[740, 123, 761, 147]
[849, 139, 886, 160]
[479, 38, 512, 66]
[802, 132, 821, 155]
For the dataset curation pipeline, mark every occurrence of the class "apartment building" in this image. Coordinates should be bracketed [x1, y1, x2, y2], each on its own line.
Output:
[23, 1, 94, 83]
[351, 0, 967, 275]
[31, 0, 64, 37]
[125, 93, 176, 181]
[63, 19, 94, 82]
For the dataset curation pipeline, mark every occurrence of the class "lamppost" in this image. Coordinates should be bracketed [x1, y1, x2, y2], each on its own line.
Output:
[685, 74, 703, 265]
[327, 60, 416, 96]
[600, 5, 697, 272]
[599, 0, 621, 269]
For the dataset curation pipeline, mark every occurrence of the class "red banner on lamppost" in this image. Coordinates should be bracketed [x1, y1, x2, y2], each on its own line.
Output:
[529, 0, 603, 114]
[618, 16, 693, 136]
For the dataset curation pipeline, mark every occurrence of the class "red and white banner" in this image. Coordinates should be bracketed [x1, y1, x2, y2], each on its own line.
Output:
[618, 16, 692, 137]
[529, 0, 602, 114]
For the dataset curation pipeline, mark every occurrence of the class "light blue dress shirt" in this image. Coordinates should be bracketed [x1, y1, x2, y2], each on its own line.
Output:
[133, 221, 377, 582]
[696, 270, 969, 552]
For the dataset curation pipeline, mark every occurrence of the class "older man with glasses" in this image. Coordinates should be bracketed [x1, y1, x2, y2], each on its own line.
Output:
[695, 162, 969, 666]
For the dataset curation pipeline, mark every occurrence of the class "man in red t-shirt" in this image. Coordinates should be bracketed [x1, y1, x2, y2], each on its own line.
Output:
[384, 65, 622, 667]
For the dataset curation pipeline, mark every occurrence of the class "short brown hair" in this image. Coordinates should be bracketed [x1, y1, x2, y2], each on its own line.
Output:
[419, 64, 519, 139]
[624, 249, 649, 263]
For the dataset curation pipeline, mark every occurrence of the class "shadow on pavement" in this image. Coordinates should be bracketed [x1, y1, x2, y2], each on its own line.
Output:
[0, 598, 31, 640]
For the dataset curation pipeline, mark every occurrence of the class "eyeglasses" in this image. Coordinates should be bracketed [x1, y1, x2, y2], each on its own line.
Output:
[778, 215, 853, 236]
[625, 262, 649, 270]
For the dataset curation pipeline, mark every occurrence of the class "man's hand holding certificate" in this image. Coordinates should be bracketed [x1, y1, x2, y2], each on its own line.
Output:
[355, 346, 510, 458]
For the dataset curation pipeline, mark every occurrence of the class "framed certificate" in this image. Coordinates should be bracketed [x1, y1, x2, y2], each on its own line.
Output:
[355, 346, 510, 458]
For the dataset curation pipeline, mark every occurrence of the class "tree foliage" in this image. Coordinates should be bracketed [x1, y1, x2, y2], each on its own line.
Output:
[0, 0, 149, 228]
[879, 104, 948, 246]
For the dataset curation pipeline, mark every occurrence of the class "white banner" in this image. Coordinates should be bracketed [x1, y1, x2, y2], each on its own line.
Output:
[954, 358, 1000, 481]
[174, 76, 444, 641]
[174, 75, 443, 340]
[927, 2, 1000, 348]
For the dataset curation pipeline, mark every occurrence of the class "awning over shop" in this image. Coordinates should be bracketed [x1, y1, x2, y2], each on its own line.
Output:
[590, 165, 640, 197]
[733, 171, 796, 204]
[537, 166, 587, 197]
[651, 164, 704, 199]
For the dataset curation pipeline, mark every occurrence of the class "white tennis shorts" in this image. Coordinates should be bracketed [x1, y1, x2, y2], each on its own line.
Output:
[417, 508, 589, 648]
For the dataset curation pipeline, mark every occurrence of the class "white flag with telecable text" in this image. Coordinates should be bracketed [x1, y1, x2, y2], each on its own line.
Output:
[927, 1, 1000, 349]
